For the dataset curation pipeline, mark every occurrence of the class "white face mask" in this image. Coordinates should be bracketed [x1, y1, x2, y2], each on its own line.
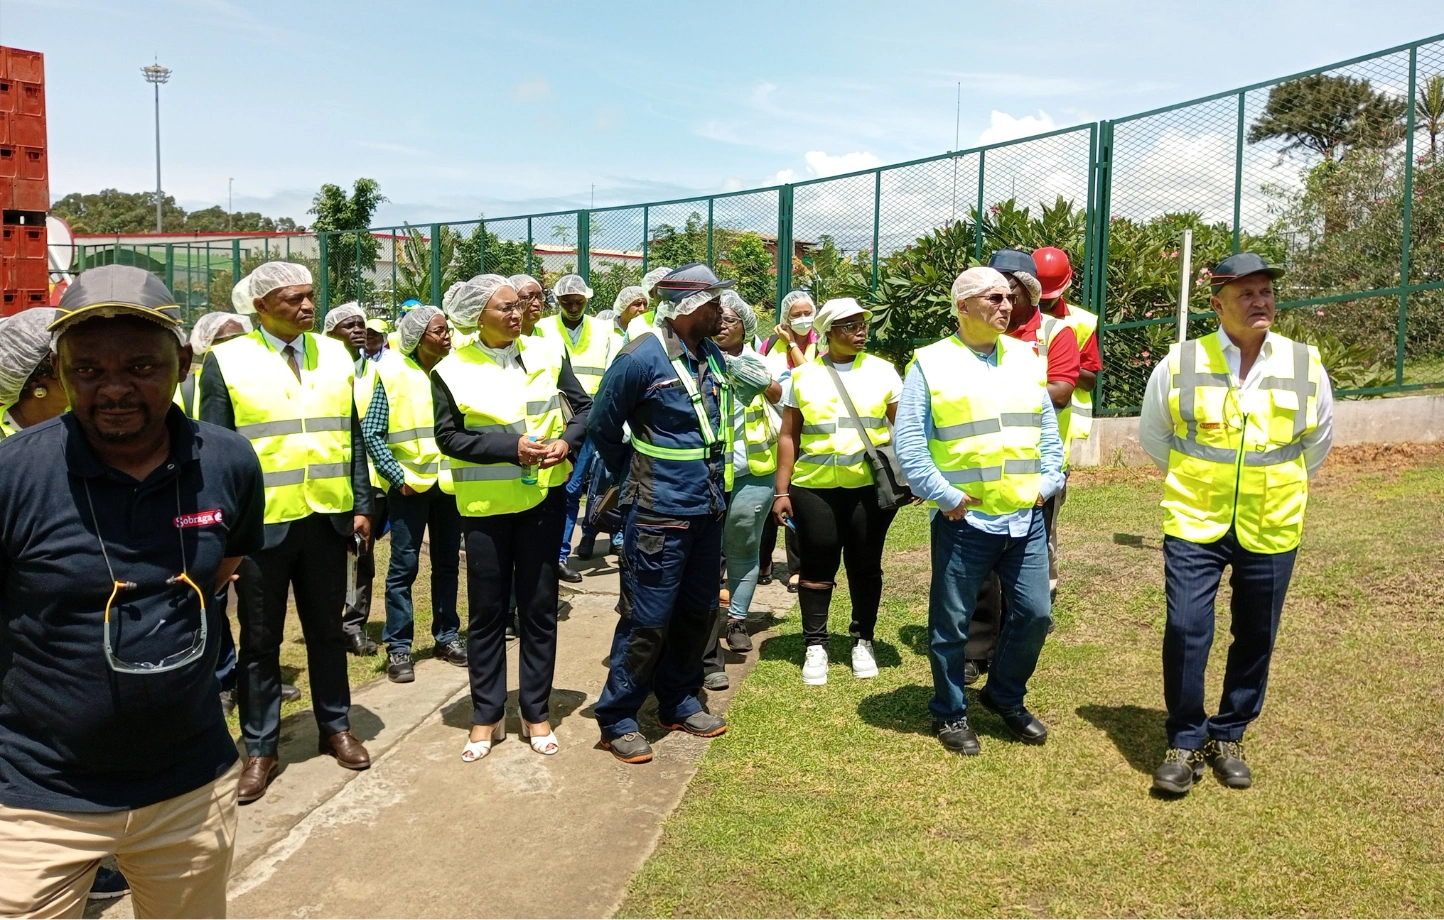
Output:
[789, 315, 814, 335]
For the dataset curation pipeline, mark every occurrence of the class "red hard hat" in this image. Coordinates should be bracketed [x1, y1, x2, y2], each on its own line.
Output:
[1033, 247, 1072, 299]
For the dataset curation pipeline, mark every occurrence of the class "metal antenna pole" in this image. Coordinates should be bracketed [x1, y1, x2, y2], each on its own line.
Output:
[228, 178, 234, 230]
[141, 61, 172, 233]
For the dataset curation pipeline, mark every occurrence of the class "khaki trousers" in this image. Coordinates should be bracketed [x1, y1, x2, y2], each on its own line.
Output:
[0, 761, 240, 919]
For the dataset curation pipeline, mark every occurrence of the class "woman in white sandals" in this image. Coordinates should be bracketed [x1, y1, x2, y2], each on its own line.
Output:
[432, 274, 593, 761]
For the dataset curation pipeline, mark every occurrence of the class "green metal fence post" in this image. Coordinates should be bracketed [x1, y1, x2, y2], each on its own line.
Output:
[706, 198, 715, 269]
[231, 239, 241, 294]
[642, 206, 650, 274]
[577, 211, 590, 282]
[871, 168, 882, 295]
[974, 150, 986, 262]
[164, 244, 175, 293]
[318, 233, 330, 310]
[776, 184, 794, 316]
[1094, 121, 1115, 411]
[1232, 91, 1245, 254]
[429, 223, 443, 306]
[77, 243, 84, 272]
[1397, 45, 1418, 386]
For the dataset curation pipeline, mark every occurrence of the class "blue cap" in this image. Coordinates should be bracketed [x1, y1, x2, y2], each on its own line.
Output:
[1210, 252, 1284, 291]
[654, 262, 735, 302]
[988, 249, 1039, 278]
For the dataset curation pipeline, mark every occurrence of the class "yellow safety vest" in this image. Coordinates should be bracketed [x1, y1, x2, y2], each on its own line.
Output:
[0, 409, 17, 438]
[450, 323, 478, 350]
[1163, 332, 1322, 554]
[742, 393, 778, 477]
[1051, 303, 1098, 440]
[913, 334, 1047, 515]
[431, 335, 570, 517]
[372, 349, 453, 494]
[790, 353, 897, 490]
[211, 330, 356, 524]
[536, 313, 621, 396]
[625, 309, 657, 341]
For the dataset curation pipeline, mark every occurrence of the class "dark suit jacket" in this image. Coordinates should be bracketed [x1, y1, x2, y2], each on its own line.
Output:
[200, 350, 374, 551]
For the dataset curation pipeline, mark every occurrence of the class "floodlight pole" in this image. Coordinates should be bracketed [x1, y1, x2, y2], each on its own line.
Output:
[141, 62, 172, 233]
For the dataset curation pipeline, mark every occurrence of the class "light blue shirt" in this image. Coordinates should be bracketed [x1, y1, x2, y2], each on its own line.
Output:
[895, 337, 1065, 537]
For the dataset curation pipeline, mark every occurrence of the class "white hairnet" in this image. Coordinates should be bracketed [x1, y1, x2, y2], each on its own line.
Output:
[658, 290, 720, 323]
[0, 308, 57, 407]
[553, 274, 592, 299]
[640, 267, 672, 295]
[594, 308, 617, 324]
[190, 312, 252, 356]
[248, 262, 313, 303]
[322, 302, 366, 335]
[444, 274, 513, 331]
[508, 273, 541, 293]
[613, 285, 647, 312]
[397, 304, 443, 355]
[813, 297, 872, 335]
[232, 273, 255, 315]
[952, 266, 1009, 304]
[720, 290, 758, 339]
[780, 290, 815, 314]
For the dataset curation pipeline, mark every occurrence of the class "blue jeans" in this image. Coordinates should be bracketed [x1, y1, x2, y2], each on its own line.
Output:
[927, 508, 1052, 722]
[594, 504, 724, 737]
[382, 485, 463, 654]
[1162, 530, 1296, 749]
[559, 437, 598, 562]
[724, 471, 775, 620]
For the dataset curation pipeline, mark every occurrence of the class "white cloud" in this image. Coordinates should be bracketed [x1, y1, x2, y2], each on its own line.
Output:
[803, 150, 882, 178]
[719, 177, 744, 193]
[979, 110, 1059, 145]
[511, 78, 551, 103]
[767, 169, 797, 185]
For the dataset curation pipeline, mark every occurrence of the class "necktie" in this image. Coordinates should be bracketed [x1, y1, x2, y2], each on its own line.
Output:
[283, 345, 301, 382]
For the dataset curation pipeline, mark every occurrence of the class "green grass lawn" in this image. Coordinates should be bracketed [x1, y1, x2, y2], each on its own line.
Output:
[619, 447, 1444, 918]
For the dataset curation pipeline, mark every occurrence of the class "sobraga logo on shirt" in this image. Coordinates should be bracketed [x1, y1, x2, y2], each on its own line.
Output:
[175, 509, 225, 529]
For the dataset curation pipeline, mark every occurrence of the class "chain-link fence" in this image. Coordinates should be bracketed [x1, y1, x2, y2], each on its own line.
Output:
[302, 31, 1444, 414]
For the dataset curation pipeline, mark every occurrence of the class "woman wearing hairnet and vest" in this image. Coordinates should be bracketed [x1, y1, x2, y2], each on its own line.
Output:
[0, 308, 67, 437]
[772, 297, 904, 686]
[432, 274, 592, 761]
[701, 292, 781, 681]
[755, 289, 818, 592]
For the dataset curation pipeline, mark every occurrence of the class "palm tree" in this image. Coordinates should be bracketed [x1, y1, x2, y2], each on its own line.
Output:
[1417, 73, 1444, 160]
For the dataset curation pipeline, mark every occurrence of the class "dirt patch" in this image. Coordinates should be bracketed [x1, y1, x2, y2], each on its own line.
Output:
[1321, 442, 1444, 472]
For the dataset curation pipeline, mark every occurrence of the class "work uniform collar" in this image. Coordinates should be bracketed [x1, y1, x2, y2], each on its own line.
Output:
[63, 405, 199, 483]
[1215, 326, 1276, 359]
[659, 319, 716, 369]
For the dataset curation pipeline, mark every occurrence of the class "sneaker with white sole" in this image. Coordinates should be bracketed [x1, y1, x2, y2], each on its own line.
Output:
[802, 645, 829, 685]
[851, 640, 879, 678]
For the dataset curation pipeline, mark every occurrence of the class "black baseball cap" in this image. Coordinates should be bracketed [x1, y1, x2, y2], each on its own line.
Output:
[1209, 252, 1285, 292]
[51, 265, 183, 335]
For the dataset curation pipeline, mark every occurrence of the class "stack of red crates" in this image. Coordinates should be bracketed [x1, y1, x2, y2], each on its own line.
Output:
[0, 46, 47, 317]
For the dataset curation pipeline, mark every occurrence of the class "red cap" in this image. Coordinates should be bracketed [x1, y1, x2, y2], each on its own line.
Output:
[1033, 247, 1072, 299]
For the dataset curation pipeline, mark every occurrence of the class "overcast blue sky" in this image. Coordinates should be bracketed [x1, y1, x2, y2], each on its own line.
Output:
[5, 0, 1442, 227]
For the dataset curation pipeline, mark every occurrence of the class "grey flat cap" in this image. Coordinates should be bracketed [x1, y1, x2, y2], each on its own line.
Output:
[52, 265, 182, 334]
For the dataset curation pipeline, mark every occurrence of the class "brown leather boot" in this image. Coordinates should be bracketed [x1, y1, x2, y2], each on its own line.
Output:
[319, 730, 371, 770]
[237, 755, 279, 804]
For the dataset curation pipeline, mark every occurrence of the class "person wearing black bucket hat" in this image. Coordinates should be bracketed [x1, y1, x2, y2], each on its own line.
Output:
[587, 263, 736, 763]
[1139, 252, 1333, 796]
[0, 265, 265, 917]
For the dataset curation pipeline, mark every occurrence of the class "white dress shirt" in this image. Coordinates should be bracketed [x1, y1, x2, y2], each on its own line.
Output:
[258, 324, 307, 372]
[1139, 328, 1333, 477]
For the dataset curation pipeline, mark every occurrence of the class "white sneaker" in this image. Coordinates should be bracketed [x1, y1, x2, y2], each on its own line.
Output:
[851, 640, 879, 679]
[802, 645, 829, 685]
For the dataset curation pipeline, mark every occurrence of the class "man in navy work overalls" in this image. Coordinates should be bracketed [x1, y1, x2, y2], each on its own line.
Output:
[588, 263, 735, 764]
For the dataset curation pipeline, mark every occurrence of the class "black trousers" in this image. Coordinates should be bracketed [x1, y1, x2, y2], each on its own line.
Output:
[464, 487, 565, 726]
[342, 492, 386, 637]
[236, 513, 351, 757]
[758, 517, 800, 580]
[790, 485, 897, 647]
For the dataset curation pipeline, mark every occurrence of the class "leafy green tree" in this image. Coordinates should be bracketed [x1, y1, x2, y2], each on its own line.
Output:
[718, 232, 773, 309]
[51, 188, 299, 234]
[1417, 73, 1444, 160]
[1248, 73, 1405, 162]
[649, 212, 708, 267]
[310, 178, 387, 305]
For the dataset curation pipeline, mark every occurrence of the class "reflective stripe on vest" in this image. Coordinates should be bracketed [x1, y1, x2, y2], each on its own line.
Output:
[1162, 332, 1321, 553]
[790, 353, 896, 490]
[373, 349, 451, 493]
[537, 314, 620, 396]
[211, 330, 355, 524]
[912, 334, 1046, 516]
[631, 350, 735, 492]
[431, 334, 569, 517]
[1055, 304, 1098, 439]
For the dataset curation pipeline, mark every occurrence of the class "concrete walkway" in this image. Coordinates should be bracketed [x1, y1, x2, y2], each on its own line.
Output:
[95, 548, 791, 919]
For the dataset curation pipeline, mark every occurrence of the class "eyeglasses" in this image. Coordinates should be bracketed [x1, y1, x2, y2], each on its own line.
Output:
[487, 303, 524, 317]
[972, 293, 1016, 306]
[718, 314, 742, 326]
[516, 291, 545, 304]
[85, 479, 209, 675]
[832, 320, 868, 333]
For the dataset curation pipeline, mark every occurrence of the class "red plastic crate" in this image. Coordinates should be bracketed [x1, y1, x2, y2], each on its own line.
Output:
[5, 50, 43, 84]
[4, 257, 46, 291]
[0, 223, 44, 260]
[1, 289, 48, 316]
[0, 82, 13, 115]
[17, 146, 44, 180]
[16, 83, 42, 118]
[7, 178, 48, 211]
[0, 146, 16, 178]
[10, 114, 42, 148]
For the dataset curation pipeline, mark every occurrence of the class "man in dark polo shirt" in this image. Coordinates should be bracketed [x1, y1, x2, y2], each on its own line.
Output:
[0, 265, 264, 918]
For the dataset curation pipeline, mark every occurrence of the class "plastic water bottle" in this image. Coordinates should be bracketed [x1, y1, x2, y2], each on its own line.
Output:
[521, 437, 539, 485]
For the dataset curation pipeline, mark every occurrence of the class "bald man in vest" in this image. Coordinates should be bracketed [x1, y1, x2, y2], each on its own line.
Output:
[1140, 252, 1332, 796]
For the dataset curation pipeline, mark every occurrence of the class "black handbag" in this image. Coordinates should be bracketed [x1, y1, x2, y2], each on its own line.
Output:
[823, 358, 910, 511]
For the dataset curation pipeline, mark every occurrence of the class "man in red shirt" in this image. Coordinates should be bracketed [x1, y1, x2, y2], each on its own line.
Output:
[1034, 246, 1101, 444]
[963, 250, 1079, 686]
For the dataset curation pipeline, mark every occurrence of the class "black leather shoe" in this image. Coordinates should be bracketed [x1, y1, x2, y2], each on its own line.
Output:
[557, 562, 584, 584]
[576, 535, 597, 558]
[725, 619, 753, 653]
[963, 659, 983, 687]
[757, 569, 773, 586]
[1204, 738, 1253, 788]
[280, 684, 302, 703]
[977, 690, 1048, 744]
[935, 718, 981, 756]
[432, 638, 468, 667]
[662, 710, 727, 737]
[1152, 747, 1206, 795]
[602, 731, 653, 764]
[345, 632, 378, 657]
[703, 671, 730, 691]
[386, 651, 415, 683]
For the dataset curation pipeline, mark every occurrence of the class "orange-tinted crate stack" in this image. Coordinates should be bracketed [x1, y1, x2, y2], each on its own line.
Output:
[0, 46, 47, 317]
